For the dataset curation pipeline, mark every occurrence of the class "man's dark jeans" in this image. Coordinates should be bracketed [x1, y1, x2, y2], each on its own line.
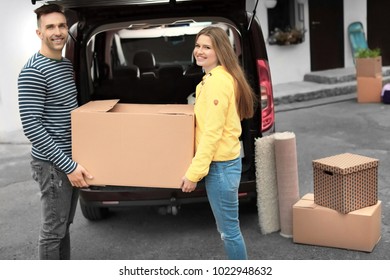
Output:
[31, 158, 79, 260]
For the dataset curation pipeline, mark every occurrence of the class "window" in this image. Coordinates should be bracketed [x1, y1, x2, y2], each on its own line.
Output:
[267, 0, 305, 45]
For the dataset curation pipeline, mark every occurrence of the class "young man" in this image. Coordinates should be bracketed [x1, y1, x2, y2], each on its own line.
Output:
[18, 3, 92, 260]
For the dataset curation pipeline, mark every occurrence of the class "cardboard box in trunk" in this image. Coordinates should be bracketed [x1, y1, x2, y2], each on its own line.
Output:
[313, 153, 378, 213]
[293, 193, 381, 252]
[71, 100, 194, 188]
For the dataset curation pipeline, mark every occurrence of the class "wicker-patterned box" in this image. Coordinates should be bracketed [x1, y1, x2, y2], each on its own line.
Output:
[313, 153, 378, 213]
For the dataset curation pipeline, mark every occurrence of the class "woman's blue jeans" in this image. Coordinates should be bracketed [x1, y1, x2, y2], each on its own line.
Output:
[30, 158, 79, 260]
[205, 157, 248, 260]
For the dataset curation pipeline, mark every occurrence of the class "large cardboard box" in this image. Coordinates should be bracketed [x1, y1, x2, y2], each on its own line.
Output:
[293, 193, 381, 252]
[355, 56, 382, 78]
[71, 100, 194, 188]
[357, 76, 382, 103]
[313, 153, 378, 213]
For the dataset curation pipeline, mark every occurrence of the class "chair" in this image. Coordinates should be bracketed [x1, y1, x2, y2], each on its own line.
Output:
[348, 22, 368, 63]
[183, 59, 204, 102]
[132, 50, 157, 74]
[110, 65, 141, 102]
[158, 65, 183, 79]
[157, 65, 184, 103]
[112, 65, 140, 80]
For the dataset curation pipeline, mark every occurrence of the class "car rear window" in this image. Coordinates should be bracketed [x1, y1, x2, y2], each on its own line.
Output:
[85, 18, 242, 104]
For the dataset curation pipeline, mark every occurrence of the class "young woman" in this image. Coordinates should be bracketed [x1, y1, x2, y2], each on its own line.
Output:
[181, 26, 255, 260]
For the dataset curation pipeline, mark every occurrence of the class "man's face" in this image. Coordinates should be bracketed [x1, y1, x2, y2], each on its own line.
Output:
[36, 12, 68, 57]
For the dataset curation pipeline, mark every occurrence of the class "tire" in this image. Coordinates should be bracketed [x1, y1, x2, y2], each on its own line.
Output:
[79, 199, 109, 221]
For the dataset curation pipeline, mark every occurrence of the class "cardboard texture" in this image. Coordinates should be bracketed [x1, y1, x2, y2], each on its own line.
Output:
[357, 76, 383, 103]
[355, 56, 382, 78]
[72, 100, 195, 188]
[293, 193, 381, 252]
[313, 153, 378, 213]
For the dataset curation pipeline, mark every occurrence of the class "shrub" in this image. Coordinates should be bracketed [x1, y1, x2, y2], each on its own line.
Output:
[355, 48, 381, 58]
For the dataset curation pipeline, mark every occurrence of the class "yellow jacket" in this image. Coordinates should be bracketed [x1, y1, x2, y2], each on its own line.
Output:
[185, 65, 241, 182]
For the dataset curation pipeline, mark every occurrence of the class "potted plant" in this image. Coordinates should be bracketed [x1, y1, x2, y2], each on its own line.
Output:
[355, 48, 381, 59]
[268, 27, 306, 46]
[354, 48, 382, 103]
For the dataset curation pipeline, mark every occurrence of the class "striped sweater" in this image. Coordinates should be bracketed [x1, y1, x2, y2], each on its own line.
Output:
[18, 52, 78, 174]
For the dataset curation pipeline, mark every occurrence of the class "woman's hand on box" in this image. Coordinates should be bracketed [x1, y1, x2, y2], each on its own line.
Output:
[181, 176, 197, 193]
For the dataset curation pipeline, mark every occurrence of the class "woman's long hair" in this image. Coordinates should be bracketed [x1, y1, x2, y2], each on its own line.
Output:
[195, 26, 256, 120]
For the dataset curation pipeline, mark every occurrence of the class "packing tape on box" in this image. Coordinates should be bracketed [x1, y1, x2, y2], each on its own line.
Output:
[254, 135, 280, 235]
[274, 132, 300, 238]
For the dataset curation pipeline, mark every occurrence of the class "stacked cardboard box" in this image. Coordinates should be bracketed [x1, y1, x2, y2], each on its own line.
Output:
[356, 56, 382, 103]
[293, 153, 381, 252]
[312, 153, 378, 213]
[293, 194, 381, 252]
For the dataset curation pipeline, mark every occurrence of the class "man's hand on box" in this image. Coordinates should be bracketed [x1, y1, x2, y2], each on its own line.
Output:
[67, 164, 93, 188]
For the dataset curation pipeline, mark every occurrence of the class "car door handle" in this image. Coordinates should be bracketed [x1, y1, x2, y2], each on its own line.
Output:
[311, 21, 321, 25]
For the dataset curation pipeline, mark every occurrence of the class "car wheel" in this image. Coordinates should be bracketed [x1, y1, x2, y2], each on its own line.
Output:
[79, 199, 109, 221]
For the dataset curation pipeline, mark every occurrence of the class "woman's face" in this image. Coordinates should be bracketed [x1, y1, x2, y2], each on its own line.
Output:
[193, 34, 218, 74]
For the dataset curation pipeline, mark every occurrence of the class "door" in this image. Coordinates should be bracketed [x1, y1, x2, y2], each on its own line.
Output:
[309, 0, 344, 71]
[367, 0, 390, 66]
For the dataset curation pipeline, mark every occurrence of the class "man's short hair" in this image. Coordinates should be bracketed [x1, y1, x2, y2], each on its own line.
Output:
[34, 3, 65, 26]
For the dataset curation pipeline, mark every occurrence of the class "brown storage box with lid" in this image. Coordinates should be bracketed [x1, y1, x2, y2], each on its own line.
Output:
[313, 153, 378, 213]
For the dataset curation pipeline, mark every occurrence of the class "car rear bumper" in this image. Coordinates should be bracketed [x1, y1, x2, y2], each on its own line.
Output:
[79, 180, 257, 207]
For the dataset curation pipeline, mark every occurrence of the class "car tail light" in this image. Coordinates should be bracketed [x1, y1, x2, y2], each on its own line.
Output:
[238, 192, 248, 197]
[257, 59, 275, 132]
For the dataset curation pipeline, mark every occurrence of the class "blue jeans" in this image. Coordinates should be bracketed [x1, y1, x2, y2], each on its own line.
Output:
[205, 157, 248, 260]
[30, 158, 79, 260]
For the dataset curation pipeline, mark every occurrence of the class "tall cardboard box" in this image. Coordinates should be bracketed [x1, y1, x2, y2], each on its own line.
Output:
[313, 153, 378, 213]
[357, 76, 382, 103]
[71, 100, 195, 188]
[355, 56, 382, 78]
[293, 193, 381, 252]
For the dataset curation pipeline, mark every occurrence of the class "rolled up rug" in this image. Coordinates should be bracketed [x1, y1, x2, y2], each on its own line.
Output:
[254, 135, 280, 235]
[274, 132, 300, 238]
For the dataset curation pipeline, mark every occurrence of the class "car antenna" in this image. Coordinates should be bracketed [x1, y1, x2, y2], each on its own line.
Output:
[247, 0, 260, 31]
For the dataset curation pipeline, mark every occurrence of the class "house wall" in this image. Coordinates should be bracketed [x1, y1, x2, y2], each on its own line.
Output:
[0, 2, 39, 143]
[256, 0, 367, 85]
[256, 0, 311, 85]
[344, 0, 367, 67]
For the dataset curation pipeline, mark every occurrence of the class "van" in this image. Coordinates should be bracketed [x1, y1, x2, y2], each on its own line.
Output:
[33, 0, 275, 220]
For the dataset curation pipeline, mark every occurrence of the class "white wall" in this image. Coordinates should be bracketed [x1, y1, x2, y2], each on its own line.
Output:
[256, 0, 311, 85]
[344, 0, 367, 68]
[258, 0, 366, 85]
[0, 2, 41, 143]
